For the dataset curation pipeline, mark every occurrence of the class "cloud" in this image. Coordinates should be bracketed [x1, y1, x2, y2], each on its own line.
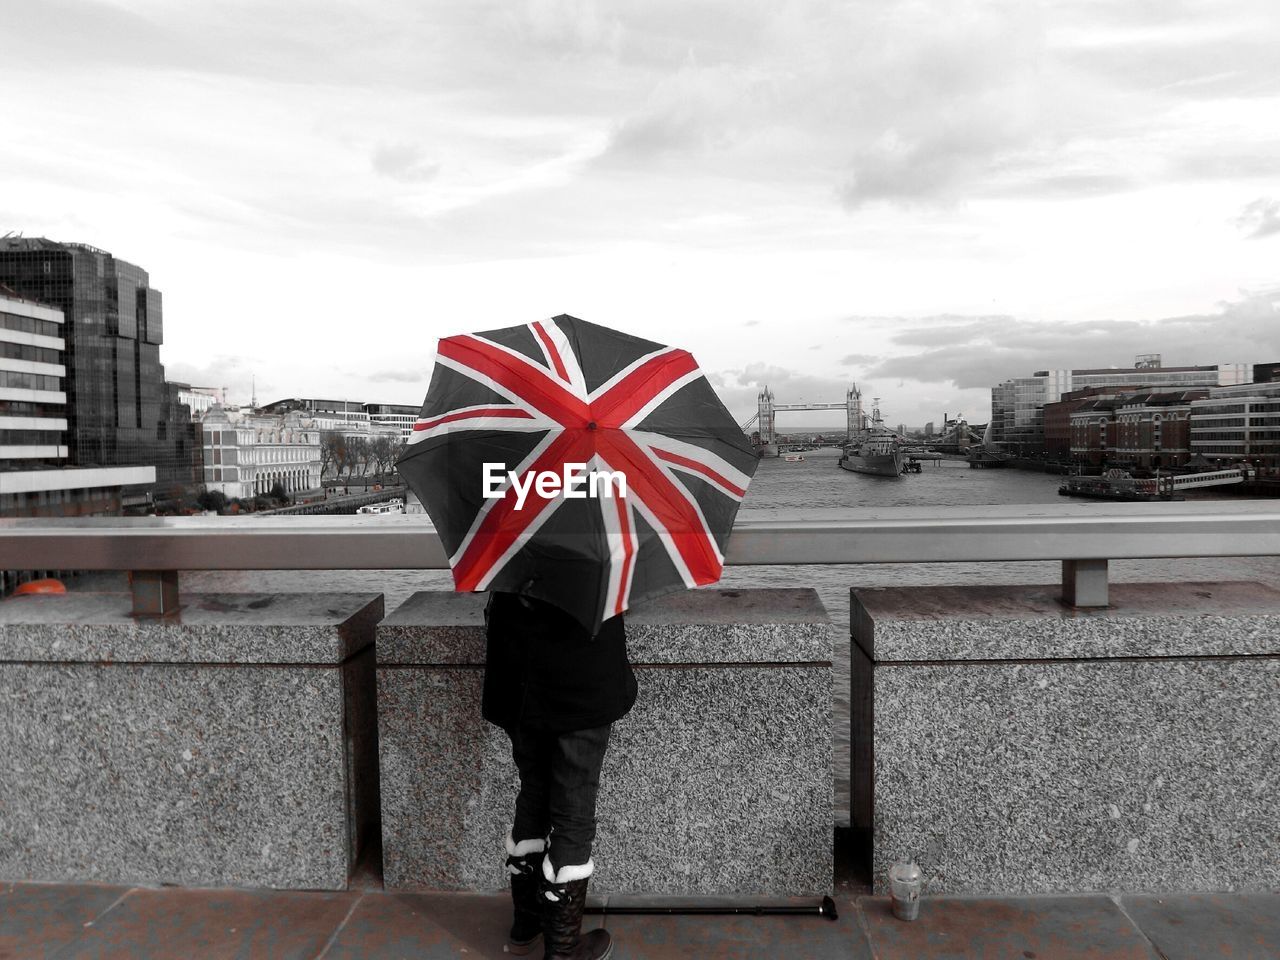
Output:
[714, 361, 855, 419]
[841, 353, 881, 366]
[165, 354, 267, 405]
[1236, 197, 1280, 238]
[5, 0, 1279, 272]
[370, 368, 429, 384]
[371, 143, 441, 183]
[859, 289, 1280, 389]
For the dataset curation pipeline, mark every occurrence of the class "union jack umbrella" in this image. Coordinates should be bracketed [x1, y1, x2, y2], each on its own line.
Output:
[396, 314, 758, 632]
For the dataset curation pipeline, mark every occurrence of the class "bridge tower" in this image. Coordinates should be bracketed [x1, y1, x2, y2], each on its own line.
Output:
[757, 386, 775, 443]
[846, 384, 865, 440]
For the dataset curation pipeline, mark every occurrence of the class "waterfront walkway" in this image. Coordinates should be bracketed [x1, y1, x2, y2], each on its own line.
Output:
[4, 880, 1276, 959]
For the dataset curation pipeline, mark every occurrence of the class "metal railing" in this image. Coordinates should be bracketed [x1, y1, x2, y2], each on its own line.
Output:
[3, 501, 1280, 615]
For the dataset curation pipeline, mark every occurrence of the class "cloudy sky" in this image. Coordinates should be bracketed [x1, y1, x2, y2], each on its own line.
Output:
[4, 0, 1279, 428]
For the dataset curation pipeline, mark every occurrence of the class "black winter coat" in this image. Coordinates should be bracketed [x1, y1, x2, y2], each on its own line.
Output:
[481, 591, 637, 734]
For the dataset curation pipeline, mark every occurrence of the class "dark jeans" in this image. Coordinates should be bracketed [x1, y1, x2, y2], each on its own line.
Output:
[509, 722, 612, 870]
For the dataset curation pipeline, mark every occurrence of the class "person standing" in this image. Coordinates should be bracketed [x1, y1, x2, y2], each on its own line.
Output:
[483, 589, 636, 960]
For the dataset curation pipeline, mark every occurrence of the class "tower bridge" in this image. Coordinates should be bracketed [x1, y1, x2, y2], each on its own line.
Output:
[749, 385, 866, 448]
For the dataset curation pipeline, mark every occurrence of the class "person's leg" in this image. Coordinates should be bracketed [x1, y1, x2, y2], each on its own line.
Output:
[545, 723, 612, 871]
[540, 724, 614, 960]
[509, 724, 554, 844]
[505, 725, 554, 955]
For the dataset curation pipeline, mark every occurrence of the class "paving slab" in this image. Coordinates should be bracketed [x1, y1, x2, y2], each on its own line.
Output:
[1120, 893, 1280, 960]
[857, 895, 1159, 960]
[323, 892, 602, 959]
[601, 903, 869, 960]
[52, 887, 356, 960]
[0, 881, 128, 959]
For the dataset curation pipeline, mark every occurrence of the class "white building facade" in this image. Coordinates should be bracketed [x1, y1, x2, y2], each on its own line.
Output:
[200, 407, 322, 499]
[1, 294, 67, 464]
[175, 385, 219, 418]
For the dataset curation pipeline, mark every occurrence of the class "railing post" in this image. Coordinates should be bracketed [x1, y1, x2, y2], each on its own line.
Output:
[131, 570, 180, 618]
[1061, 559, 1108, 608]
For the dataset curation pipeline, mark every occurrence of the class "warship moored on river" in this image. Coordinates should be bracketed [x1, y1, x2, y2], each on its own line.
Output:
[838, 398, 904, 477]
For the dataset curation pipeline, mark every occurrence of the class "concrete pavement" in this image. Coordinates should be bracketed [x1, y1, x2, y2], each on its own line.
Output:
[3, 882, 1277, 959]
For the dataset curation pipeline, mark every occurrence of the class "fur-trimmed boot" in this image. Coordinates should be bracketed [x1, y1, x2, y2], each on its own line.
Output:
[505, 832, 547, 956]
[539, 857, 612, 960]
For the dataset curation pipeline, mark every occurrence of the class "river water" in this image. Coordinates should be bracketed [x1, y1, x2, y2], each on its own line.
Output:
[182, 448, 1280, 824]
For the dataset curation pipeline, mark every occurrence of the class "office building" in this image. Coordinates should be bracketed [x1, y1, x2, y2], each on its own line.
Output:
[1189, 381, 1280, 474]
[994, 362, 1251, 454]
[364, 402, 419, 442]
[260, 398, 370, 430]
[0, 238, 198, 502]
[1, 289, 155, 516]
[173, 383, 220, 418]
[261, 398, 406, 441]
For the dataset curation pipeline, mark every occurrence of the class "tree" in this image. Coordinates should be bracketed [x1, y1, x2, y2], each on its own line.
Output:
[197, 489, 228, 513]
[320, 431, 346, 479]
[346, 437, 371, 477]
[369, 435, 400, 476]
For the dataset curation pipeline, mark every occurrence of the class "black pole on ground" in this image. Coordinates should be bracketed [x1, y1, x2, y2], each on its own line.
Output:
[584, 896, 838, 921]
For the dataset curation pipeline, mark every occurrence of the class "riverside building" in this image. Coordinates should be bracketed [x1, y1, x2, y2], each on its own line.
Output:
[260, 398, 412, 442]
[994, 360, 1251, 455]
[1189, 381, 1280, 475]
[364, 402, 418, 442]
[260, 398, 370, 432]
[1, 289, 155, 516]
[0, 238, 199, 504]
[199, 406, 322, 499]
[1112, 390, 1208, 469]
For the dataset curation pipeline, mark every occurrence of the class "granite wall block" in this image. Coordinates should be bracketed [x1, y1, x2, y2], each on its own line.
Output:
[852, 582, 1280, 895]
[0, 592, 383, 890]
[377, 588, 834, 895]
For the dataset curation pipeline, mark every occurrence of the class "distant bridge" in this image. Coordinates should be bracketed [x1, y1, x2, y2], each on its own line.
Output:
[750, 385, 866, 444]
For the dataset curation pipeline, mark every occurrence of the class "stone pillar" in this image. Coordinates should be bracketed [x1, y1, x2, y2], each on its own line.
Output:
[0, 592, 384, 890]
[852, 581, 1280, 894]
[377, 588, 834, 895]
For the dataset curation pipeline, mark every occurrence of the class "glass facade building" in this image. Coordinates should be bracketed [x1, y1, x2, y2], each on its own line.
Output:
[992, 364, 1252, 454]
[1190, 381, 1280, 472]
[1, 289, 157, 517]
[0, 238, 197, 500]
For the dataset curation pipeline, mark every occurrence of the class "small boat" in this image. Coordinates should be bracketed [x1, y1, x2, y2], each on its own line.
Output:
[358, 497, 406, 515]
[783, 454, 805, 462]
[1058, 470, 1179, 502]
